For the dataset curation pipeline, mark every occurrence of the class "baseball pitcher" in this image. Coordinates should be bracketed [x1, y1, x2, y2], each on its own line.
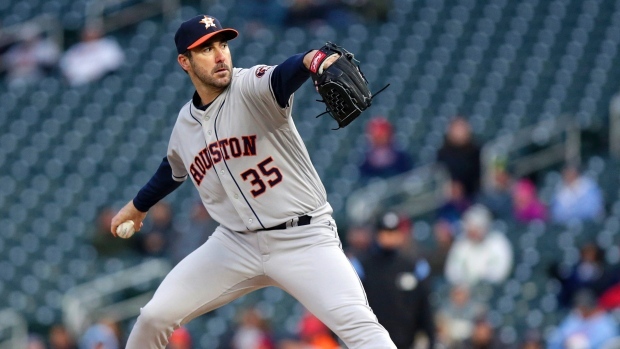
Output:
[110, 15, 395, 348]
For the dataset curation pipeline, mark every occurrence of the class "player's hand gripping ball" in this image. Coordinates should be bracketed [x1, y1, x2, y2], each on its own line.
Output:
[116, 220, 136, 239]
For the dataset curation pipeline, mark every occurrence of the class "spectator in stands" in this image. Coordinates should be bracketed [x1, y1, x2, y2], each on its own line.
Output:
[91, 207, 132, 258]
[599, 262, 620, 310]
[512, 178, 547, 223]
[547, 289, 618, 349]
[437, 180, 472, 225]
[354, 211, 435, 348]
[59, 25, 124, 86]
[134, 201, 177, 258]
[454, 315, 503, 349]
[48, 323, 77, 349]
[358, 116, 414, 182]
[168, 326, 192, 349]
[436, 284, 486, 348]
[279, 311, 339, 349]
[79, 318, 122, 349]
[424, 218, 456, 278]
[445, 204, 513, 287]
[476, 161, 514, 221]
[3, 24, 59, 86]
[230, 307, 274, 349]
[551, 164, 604, 224]
[437, 117, 482, 199]
[549, 243, 611, 309]
[170, 200, 219, 264]
[344, 225, 373, 259]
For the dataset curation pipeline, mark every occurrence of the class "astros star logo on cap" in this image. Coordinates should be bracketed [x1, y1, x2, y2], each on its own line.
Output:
[199, 16, 216, 29]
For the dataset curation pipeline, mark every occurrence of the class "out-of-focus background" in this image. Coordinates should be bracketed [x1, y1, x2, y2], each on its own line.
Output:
[2, 0, 620, 348]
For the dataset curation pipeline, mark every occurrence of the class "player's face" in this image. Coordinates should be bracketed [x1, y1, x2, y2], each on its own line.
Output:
[187, 39, 233, 89]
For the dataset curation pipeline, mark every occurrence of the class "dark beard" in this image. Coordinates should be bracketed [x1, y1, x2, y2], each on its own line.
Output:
[192, 61, 231, 89]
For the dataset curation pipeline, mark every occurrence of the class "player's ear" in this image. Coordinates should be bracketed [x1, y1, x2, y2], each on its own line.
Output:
[178, 53, 191, 73]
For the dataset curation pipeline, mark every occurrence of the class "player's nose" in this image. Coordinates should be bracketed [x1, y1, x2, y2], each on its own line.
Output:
[213, 47, 226, 63]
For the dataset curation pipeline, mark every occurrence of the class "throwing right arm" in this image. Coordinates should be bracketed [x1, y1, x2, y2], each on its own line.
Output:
[110, 157, 183, 237]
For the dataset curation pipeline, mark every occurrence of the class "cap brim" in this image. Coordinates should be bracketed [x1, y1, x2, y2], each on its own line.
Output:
[187, 29, 239, 50]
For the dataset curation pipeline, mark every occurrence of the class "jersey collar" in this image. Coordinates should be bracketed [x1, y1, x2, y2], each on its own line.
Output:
[192, 90, 213, 111]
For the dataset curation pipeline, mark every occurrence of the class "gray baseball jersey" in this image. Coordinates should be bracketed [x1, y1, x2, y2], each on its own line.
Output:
[126, 65, 396, 349]
[167, 65, 332, 232]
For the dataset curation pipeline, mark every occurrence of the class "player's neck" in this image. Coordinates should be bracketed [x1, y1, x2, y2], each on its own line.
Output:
[195, 85, 224, 107]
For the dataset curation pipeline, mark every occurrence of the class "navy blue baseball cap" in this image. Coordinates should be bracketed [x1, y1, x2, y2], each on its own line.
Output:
[175, 15, 238, 54]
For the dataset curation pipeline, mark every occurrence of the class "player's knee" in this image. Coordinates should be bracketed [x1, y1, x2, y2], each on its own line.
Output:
[137, 304, 175, 332]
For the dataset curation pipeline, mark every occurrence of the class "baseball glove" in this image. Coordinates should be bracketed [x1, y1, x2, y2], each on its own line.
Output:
[309, 42, 387, 129]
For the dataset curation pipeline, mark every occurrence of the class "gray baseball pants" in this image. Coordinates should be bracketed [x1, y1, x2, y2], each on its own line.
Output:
[125, 214, 396, 348]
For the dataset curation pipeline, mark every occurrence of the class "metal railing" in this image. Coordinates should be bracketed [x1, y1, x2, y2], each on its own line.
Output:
[481, 116, 581, 190]
[346, 164, 450, 225]
[0, 309, 27, 349]
[62, 258, 171, 337]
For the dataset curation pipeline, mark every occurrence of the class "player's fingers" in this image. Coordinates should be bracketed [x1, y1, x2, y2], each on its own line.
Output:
[133, 220, 144, 232]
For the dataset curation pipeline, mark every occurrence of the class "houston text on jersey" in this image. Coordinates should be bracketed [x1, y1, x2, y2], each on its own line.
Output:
[190, 135, 257, 185]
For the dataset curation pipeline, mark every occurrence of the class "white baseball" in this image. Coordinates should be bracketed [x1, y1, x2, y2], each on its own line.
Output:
[116, 220, 136, 239]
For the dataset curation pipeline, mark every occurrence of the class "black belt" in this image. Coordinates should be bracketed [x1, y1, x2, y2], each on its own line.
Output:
[260, 215, 312, 231]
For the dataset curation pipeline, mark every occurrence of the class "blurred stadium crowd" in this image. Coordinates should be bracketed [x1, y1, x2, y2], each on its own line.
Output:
[2, 0, 620, 348]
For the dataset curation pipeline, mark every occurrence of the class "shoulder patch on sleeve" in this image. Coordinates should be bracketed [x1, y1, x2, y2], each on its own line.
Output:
[255, 65, 272, 78]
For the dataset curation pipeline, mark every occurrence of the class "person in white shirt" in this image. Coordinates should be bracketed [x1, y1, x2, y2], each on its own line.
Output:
[59, 25, 124, 86]
[445, 204, 513, 286]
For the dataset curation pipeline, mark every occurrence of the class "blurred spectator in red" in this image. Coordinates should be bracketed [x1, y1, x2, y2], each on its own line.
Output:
[358, 116, 414, 182]
[91, 207, 132, 258]
[168, 326, 192, 349]
[171, 200, 219, 265]
[354, 211, 435, 349]
[599, 262, 620, 310]
[59, 25, 124, 86]
[437, 180, 472, 225]
[445, 205, 513, 287]
[3, 24, 59, 86]
[135, 201, 177, 258]
[437, 117, 482, 199]
[279, 311, 339, 349]
[477, 161, 514, 220]
[551, 164, 604, 225]
[49, 323, 77, 349]
[454, 315, 503, 349]
[436, 285, 485, 348]
[549, 243, 610, 309]
[512, 178, 547, 223]
[231, 307, 274, 349]
[79, 318, 121, 349]
[547, 289, 618, 349]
